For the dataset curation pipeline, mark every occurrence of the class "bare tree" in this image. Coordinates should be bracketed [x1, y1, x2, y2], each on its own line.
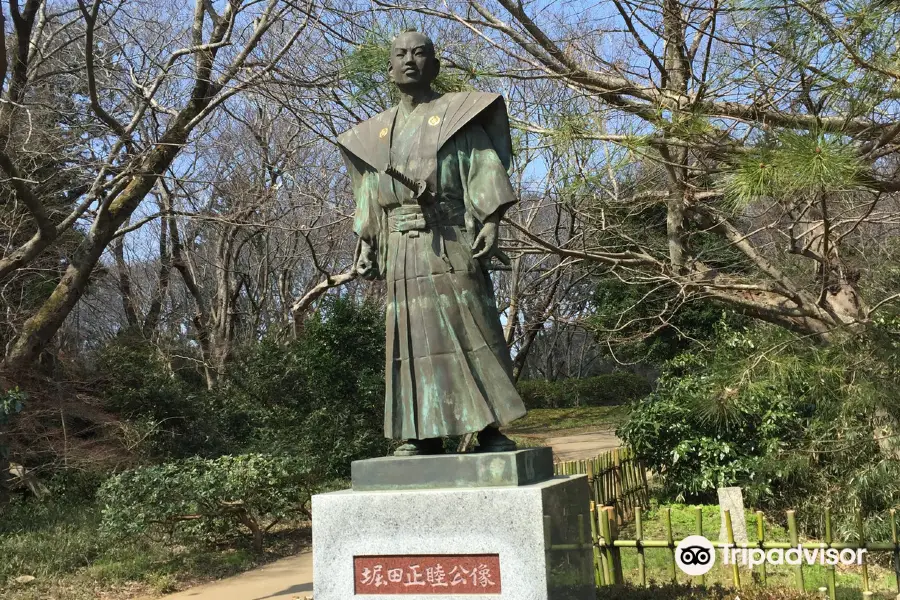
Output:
[358, 0, 900, 344]
[0, 0, 318, 369]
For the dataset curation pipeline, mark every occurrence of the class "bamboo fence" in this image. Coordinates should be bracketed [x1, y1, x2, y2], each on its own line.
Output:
[588, 504, 900, 598]
[550, 448, 896, 597]
[553, 446, 650, 523]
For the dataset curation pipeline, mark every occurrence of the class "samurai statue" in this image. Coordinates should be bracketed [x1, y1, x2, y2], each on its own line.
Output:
[336, 31, 527, 456]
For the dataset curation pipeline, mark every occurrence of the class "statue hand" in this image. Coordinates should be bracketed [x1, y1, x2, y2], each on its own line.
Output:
[355, 241, 378, 279]
[471, 220, 511, 267]
[471, 221, 498, 260]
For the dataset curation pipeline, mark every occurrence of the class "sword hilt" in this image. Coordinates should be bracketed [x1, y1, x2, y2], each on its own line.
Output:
[385, 165, 428, 200]
[384, 165, 414, 188]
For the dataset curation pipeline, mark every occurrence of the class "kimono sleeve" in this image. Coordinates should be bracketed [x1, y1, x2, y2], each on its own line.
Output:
[351, 169, 382, 243]
[341, 150, 388, 278]
[339, 146, 383, 245]
[457, 122, 518, 223]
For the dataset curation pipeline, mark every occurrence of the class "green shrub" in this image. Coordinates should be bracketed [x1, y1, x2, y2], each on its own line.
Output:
[518, 373, 651, 409]
[95, 297, 389, 474]
[220, 297, 390, 477]
[590, 277, 749, 364]
[1, 387, 25, 423]
[619, 347, 806, 502]
[45, 469, 108, 503]
[98, 453, 316, 552]
[96, 333, 224, 459]
[619, 319, 900, 535]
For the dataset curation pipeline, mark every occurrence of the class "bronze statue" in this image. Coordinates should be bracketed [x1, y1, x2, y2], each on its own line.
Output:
[337, 31, 526, 456]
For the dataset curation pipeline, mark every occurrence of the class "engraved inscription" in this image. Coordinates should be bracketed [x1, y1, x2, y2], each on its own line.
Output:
[354, 554, 501, 595]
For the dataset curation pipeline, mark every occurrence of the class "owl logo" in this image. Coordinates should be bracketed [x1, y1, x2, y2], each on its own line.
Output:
[675, 535, 716, 576]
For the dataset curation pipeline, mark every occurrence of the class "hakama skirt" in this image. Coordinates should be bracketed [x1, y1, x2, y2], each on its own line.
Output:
[383, 218, 526, 439]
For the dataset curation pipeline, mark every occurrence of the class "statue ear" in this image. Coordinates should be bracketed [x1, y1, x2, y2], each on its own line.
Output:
[432, 57, 441, 81]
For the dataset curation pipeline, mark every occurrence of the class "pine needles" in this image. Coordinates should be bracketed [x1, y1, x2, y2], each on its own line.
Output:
[724, 132, 863, 209]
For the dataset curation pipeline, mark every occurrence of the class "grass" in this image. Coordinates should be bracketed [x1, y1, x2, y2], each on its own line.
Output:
[609, 504, 898, 599]
[0, 495, 312, 600]
[596, 582, 824, 599]
[504, 405, 629, 452]
[505, 406, 629, 437]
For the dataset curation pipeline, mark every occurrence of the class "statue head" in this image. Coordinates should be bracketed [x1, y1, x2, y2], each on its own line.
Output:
[388, 31, 440, 91]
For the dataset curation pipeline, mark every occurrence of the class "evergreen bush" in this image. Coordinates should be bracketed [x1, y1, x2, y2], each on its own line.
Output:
[99, 454, 316, 553]
[619, 317, 900, 536]
[220, 297, 391, 477]
[517, 373, 651, 409]
[97, 333, 225, 459]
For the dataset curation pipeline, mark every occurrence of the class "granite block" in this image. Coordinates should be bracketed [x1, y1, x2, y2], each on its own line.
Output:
[312, 475, 594, 600]
[351, 447, 554, 491]
[718, 486, 748, 543]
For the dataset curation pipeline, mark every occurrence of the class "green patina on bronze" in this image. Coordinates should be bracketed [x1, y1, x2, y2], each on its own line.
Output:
[336, 32, 526, 446]
[351, 448, 554, 490]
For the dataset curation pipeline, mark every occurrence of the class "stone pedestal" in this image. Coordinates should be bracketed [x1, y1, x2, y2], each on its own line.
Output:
[312, 449, 594, 600]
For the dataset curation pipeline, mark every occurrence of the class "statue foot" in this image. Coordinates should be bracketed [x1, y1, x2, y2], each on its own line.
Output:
[393, 437, 445, 456]
[475, 426, 517, 452]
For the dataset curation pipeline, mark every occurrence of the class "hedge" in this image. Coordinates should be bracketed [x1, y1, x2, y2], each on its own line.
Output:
[517, 373, 651, 409]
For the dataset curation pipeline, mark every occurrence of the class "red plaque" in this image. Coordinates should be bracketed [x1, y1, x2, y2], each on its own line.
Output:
[354, 554, 501, 595]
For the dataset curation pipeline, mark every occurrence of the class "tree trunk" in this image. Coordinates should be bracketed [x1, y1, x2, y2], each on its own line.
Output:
[168, 216, 217, 389]
[6, 222, 114, 367]
[511, 274, 562, 381]
[4, 138, 186, 369]
[242, 513, 264, 553]
[112, 232, 139, 328]
[661, 0, 690, 273]
[142, 215, 172, 337]
[503, 257, 521, 348]
[290, 270, 358, 338]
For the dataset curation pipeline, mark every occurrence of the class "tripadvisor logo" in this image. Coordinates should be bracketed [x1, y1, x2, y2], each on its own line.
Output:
[675, 535, 867, 575]
[676, 535, 716, 576]
[722, 544, 867, 568]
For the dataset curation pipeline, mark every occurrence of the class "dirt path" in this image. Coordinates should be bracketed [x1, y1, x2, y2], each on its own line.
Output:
[545, 430, 621, 462]
[152, 551, 313, 600]
[153, 433, 620, 600]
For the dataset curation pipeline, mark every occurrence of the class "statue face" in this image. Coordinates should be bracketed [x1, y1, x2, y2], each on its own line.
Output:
[389, 32, 438, 88]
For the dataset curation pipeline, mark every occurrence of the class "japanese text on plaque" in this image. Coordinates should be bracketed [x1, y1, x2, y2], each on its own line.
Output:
[353, 554, 501, 595]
